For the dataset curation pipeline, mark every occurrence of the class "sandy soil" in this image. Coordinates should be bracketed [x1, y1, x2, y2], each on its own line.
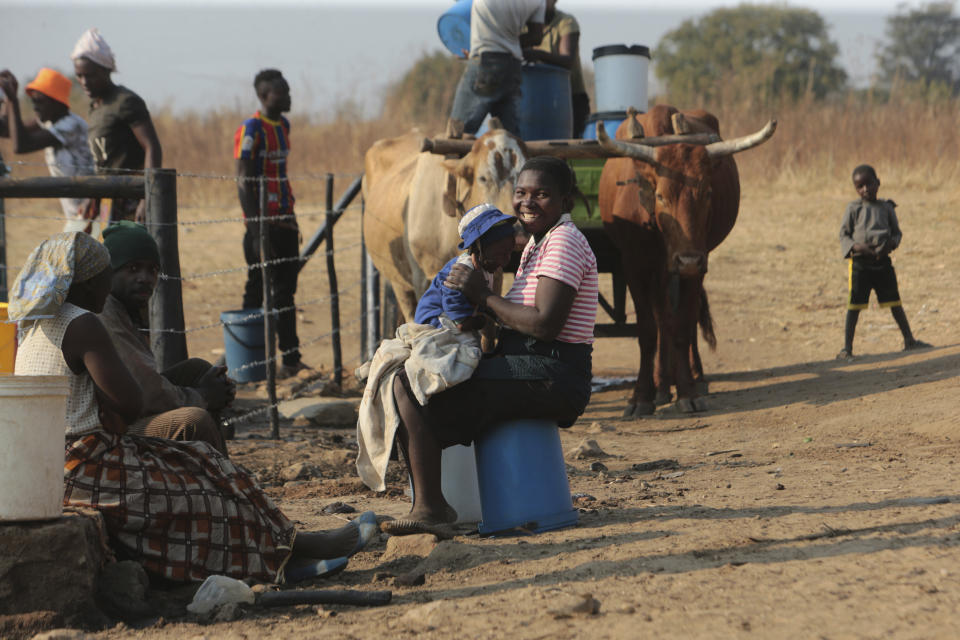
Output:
[4, 179, 960, 639]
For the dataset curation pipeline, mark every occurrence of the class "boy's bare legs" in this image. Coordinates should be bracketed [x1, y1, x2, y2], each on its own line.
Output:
[892, 306, 931, 350]
[838, 310, 859, 359]
[390, 376, 457, 525]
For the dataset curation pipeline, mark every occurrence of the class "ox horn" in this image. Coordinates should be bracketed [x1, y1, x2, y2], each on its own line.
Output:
[596, 120, 657, 164]
[705, 120, 778, 158]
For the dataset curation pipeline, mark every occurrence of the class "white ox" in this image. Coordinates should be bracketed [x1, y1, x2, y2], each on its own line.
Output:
[362, 126, 528, 322]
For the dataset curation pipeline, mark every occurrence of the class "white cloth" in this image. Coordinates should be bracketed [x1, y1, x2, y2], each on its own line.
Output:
[71, 27, 117, 71]
[355, 318, 482, 492]
[41, 113, 95, 220]
[470, 0, 546, 60]
[15, 303, 102, 437]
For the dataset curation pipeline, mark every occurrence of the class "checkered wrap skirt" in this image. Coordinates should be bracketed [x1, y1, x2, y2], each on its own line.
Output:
[64, 431, 295, 583]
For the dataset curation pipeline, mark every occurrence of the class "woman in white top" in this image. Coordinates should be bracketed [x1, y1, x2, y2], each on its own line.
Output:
[11, 233, 376, 583]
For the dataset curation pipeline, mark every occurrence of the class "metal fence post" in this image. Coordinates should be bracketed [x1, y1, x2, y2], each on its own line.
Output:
[325, 173, 343, 387]
[259, 176, 280, 439]
[145, 168, 187, 370]
[360, 192, 380, 362]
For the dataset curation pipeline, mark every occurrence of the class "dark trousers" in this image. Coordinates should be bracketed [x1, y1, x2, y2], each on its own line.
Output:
[242, 224, 301, 366]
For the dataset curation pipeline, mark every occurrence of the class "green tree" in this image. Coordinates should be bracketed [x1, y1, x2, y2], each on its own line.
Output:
[382, 51, 463, 127]
[877, 2, 960, 96]
[654, 5, 847, 105]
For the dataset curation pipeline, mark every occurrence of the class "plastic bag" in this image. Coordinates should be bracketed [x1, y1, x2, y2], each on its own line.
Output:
[186, 574, 256, 614]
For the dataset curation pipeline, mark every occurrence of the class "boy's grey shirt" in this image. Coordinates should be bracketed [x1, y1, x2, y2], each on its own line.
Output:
[839, 198, 902, 258]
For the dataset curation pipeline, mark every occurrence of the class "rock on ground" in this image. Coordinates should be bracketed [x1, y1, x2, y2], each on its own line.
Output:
[0, 511, 108, 626]
[380, 534, 438, 562]
[277, 397, 358, 426]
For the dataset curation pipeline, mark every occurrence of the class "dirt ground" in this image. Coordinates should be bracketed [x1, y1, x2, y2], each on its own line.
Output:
[5, 179, 960, 639]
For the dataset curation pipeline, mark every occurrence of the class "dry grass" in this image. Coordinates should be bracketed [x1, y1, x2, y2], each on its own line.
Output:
[1, 93, 958, 372]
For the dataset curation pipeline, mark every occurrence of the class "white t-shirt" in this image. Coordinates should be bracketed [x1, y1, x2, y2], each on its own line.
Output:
[40, 113, 95, 219]
[470, 0, 546, 60]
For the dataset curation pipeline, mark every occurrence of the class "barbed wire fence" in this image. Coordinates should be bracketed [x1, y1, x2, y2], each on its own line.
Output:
[0, 155, 391, 439]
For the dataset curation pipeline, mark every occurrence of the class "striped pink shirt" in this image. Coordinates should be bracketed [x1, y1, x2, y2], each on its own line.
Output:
[505, 215, 598, 344]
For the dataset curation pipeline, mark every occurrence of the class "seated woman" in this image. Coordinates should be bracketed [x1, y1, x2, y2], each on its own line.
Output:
[385, 157, 598, 535]
[10, 232, 374, 583]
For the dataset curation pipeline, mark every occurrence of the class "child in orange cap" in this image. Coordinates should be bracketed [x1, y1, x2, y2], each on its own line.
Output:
[0, 68, 96, 231]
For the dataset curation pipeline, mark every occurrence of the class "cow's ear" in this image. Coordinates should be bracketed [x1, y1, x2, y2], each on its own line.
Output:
[442, 157, 474, 182]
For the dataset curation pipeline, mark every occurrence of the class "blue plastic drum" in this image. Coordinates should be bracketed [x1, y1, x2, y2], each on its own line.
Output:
[221, 309, 266, 383]
[517, 63, 573, 140]
[582, 110, 629, 141]
[474, 418, 578, 535]
[437, 0, 472, 56]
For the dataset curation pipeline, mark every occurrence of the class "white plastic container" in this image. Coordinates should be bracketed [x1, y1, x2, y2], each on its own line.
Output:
[592, 44, 651, 113]
[441, 444, 483, 524]
[0, 375, 70, 521]
[407, 443, 483, 524]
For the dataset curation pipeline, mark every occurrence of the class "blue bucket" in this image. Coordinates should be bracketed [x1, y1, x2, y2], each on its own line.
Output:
[474, 419, 578, 535]
[221, 309, 266, 383]
[437, 0, 472, 56]
[582, 110, 629, 141]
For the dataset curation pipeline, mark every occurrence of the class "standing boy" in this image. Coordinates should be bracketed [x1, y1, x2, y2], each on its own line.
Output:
[234, 69, 308, 378]
[837, 164, 930, 359]
[0, 68, 95, 229]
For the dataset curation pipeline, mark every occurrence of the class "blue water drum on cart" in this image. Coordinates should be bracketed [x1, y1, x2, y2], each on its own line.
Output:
[517, 63, 573, 140]
[437, 0, 472, 56]
[474, 418, 578, 535]
[582, 110, 629, 141]
[221, 309, 266, 383]
[476, 63, 573, 141]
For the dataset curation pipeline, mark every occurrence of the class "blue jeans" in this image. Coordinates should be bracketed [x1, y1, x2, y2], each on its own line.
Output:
[450, 54, 522, 135]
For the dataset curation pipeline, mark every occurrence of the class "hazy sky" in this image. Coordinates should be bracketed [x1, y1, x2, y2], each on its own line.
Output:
[2, 2, 894, 115]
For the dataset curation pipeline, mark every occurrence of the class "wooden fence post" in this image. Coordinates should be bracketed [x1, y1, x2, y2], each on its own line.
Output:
[145, 168, 187, 370]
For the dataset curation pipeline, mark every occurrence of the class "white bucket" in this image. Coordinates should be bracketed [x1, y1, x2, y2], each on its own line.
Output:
[593, 44, 651, 113]
[440, 444, 483, 524]
[406, 443, 484, 524]
[0, 375, 70, 521]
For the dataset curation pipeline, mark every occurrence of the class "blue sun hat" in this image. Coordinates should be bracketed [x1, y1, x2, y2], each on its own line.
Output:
[457, 203, 516, 251]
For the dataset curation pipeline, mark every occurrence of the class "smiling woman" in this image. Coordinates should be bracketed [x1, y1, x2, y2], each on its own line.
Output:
[383, 156, 600, 536]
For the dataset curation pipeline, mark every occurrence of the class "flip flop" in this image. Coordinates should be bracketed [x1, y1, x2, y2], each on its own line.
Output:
[380, 518, 456, 540]
[282, 555, 348, 584]
[349, 511, 379, 556]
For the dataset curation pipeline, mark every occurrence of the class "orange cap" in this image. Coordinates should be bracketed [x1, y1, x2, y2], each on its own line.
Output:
[25, 68, 72, 108]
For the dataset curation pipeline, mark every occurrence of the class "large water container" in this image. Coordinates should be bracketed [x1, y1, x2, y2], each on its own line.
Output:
[0, 375, 70, 521]
[476, 63, 573, 140]
[221, 309, 266, 383]
[517, 63, 572, 140]
[593, 44, 650, 113]
[438, 0, 472, 56]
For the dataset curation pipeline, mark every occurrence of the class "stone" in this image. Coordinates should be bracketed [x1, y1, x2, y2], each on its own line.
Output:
[565, 439, 609, 460]
[292, 416, 312, 428]
[0, 612, 63, 640]
[0, 512, 107, 624]
[321, 501, 356, 515]
[97, 561, 154, 619]
[277, 397, 358, 426]
[213, 603, 243, 623]
[589, 462, 608, 473]
[548, 593, 601, 618]
[394, 572, 425, 587]
[29, 629, 87, 640]
[281, 462, 319, 482]
[380, 534, 438, 562]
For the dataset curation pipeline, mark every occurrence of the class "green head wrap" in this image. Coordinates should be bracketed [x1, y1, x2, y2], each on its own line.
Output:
[102, 221, 160, 270]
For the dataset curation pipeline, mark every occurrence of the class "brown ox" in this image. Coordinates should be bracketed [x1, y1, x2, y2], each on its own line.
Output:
[597, 105, 776, 415]
[362, 125, 527, 323]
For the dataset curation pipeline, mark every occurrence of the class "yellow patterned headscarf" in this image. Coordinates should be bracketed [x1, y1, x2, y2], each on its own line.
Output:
[8, 232, 111, 322]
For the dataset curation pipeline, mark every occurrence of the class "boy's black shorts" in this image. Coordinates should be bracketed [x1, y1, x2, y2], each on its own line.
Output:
[847, 256, 901, 310]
